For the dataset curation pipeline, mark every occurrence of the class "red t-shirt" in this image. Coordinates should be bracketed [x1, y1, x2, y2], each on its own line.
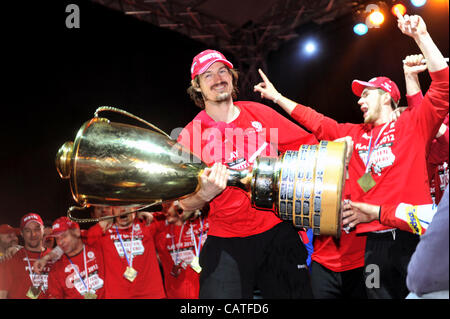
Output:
[47, 244, 105, 299]
[291, 67, 449, 271]
[0, 247, 52, 299]
[86, 220, 166, 299]
[291, 67, 449, 234]
[152, 214, 208, 299]
[178, 101, 318, 237]
[311, 232, 366, 272]
[311, 186, 366, 272]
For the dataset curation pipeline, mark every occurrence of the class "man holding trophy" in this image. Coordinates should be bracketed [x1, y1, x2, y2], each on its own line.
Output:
[176, 49, 320, 298]
[54, 43, 350, 298]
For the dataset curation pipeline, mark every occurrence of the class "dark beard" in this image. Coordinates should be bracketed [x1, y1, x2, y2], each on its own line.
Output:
[208, 82, 232, 102]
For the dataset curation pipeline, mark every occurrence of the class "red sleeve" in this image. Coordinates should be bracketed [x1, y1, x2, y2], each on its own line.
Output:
[379, 204, 410, 233]
[426, 67, 449, 117]
[265, 104, 318, 152]
[404, 67, 449, 147]
[406, 91, 424, 109]
[85, 223, 105, 247]
[380, 204, 424, 235]
[145, 213, 166, 239]
[290, 103, 360, 141]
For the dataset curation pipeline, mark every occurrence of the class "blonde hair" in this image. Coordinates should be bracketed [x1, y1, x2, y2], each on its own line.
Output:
[376, 88, 399, 110]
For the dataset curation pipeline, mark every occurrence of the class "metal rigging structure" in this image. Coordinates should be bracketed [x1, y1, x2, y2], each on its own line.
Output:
[91, 0, 372, 99]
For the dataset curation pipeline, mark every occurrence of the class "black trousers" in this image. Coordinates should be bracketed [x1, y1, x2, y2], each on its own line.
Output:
[310, 261, 367, 299]
[364, 229, 420, 299]
[198, 221, 313, 299]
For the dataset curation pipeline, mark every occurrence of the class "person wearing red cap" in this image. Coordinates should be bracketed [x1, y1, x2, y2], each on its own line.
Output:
[178, 49, 317, 298]
[254, 15, 448, 299]
[0, 225, 21, 262]
[46, 217, 105, 299]
[85, 207, 166, 299]
[0, 213, 53, 299]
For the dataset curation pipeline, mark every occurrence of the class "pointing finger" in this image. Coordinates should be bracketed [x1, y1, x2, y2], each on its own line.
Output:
[258, 68, 270, 84]
[394, 7, 404, 22]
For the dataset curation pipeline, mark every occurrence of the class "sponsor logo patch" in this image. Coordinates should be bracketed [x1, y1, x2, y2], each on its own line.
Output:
[406, 206, 422, 235]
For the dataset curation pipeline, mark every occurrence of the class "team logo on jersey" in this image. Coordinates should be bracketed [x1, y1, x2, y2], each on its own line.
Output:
[87, 251, 95, 259]
[251, 121, 263, 132]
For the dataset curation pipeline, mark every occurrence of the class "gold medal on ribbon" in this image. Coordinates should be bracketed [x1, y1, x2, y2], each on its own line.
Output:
[26, 286, 41, 299]
[190, 256, 202, 273]
[359, 122, 390, 193]
[123, 266, 138, 282]
[83, 291, 98, 299]
[357, 172, 376, 192]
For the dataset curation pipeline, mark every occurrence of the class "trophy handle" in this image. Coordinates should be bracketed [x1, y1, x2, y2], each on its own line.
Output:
[67, 206, 96, 223]
[67, 201, 163, 223]
[94, 106, 172, 139]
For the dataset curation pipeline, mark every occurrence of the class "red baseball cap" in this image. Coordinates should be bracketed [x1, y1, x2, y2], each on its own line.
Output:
[352, 76, 401, 104]
[20, 213, 44, 230]
[0, 224, 20, 235]
[49, 217, 79, 237]
[190, 49, 234, 80]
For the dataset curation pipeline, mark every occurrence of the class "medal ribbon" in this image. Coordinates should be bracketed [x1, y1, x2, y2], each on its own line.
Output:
[24, 250, 41, 288]
[364, 121, 391, 173]
[190, 218, 204, 258]
[66, 245, 90, 294]
[170, 222, 185, 266]
[115, 223, 135, 268]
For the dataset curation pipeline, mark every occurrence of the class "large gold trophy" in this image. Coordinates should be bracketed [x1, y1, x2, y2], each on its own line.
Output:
[56, 107, 347, 237]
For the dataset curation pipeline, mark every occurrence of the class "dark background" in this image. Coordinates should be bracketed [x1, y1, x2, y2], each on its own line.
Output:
[1, 0, 448, 227]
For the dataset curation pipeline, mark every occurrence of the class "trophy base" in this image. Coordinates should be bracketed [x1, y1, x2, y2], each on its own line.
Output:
[252, 141, 346, 238]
